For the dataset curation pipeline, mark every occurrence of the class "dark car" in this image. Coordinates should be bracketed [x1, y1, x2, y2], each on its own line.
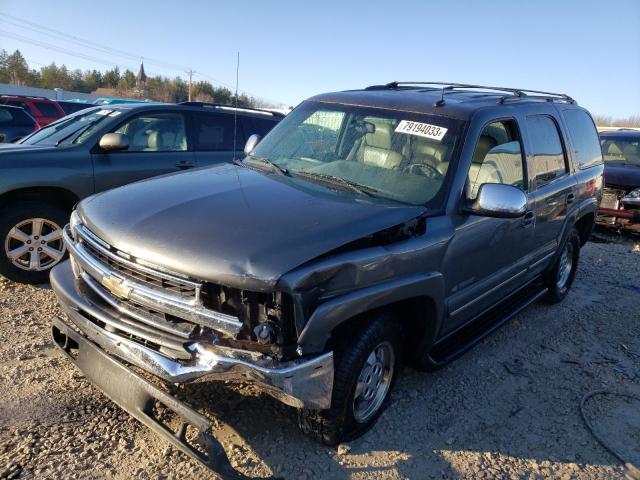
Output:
[57, 100, 95, 115]
[0, 102, 283, 283]
[596, 129, 640, 232]
[0, 104, 37, 143]
[0, 95, 65, 127]
[50, 82, 603, 476]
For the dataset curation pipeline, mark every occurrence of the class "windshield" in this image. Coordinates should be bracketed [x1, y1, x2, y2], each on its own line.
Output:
[600, 135, 640, 166]
[247, 101, 464, 205]
[20, 108, 115, 146]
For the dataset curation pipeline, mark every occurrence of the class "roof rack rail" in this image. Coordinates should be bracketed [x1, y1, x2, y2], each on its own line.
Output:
[178, 101, 284, 116]
[366, 81, 576, 105]
[0, 94, 50, 100]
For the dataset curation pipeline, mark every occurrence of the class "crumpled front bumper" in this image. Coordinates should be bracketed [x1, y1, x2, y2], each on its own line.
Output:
[51, 260, 334, 410]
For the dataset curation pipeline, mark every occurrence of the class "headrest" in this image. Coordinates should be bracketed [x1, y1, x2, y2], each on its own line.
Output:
[364, 118, 395, 149]
[607, 143, 623, 155]
[473, 135, 498, 163]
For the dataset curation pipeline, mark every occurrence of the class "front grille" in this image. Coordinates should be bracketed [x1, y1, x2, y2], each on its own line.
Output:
[81, 239, 197, 298]
[601, 188, 623, 210]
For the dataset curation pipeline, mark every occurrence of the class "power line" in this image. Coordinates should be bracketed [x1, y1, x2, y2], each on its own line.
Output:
[2, 13, 190, 73]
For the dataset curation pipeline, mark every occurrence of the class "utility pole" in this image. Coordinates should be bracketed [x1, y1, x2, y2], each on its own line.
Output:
[186, 69, 193, 102]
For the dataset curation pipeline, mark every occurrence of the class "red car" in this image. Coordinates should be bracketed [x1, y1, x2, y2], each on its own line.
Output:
[0, 95, 65, 127]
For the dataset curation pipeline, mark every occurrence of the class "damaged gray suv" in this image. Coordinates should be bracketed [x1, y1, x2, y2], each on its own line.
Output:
[50, 82, 603, 477]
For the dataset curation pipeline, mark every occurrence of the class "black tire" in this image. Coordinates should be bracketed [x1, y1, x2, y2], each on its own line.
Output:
[297, 312, 403, 446]
[544, 227, 580, 304]
[0, 202, 69, 284]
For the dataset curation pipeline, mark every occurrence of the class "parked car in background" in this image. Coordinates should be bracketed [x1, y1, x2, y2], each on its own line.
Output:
[0, 95, 65, 127]
[57, 100, 95, 115]
[49, 82, 602, 476]
[0, 101, 283, 283]
[93, 97, 148, 105]
[596, 129, 640, 232]
[0, 104, 38, 143]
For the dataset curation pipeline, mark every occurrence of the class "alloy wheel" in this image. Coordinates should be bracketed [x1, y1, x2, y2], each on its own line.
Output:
[353, 341, 395, 423]
[4, 218, 66, 272]
[556, 241, 574, 290]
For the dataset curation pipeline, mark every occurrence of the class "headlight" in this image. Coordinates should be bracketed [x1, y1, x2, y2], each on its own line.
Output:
[622, 188, 640, 205]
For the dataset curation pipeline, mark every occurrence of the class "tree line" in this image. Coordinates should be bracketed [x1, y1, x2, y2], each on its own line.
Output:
[0, 49, 261, 107]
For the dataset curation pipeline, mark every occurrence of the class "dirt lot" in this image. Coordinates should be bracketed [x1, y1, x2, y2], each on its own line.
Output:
[0, 233, 639, 480]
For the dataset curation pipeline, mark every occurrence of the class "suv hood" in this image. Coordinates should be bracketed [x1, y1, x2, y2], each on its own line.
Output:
[78, 163, 425, 291]
[604, 163, 640, 189]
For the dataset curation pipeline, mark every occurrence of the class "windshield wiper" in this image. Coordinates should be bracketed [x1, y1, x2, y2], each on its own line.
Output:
[294, 170, 381, 197]
[237, 155, 289, 176]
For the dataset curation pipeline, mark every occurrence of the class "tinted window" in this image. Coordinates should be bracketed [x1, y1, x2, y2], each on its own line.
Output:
[0, 107, 33, 125]
[601, 136, 640, 166]
[468, 120, 525, 199]
[114, 113, 187, 152]
[59, 102, 93, 115]
[6, 101, 34, 115]
[526, 115, 567, 187]
[194, 113, 238, 151]
[33, 101, 61, 117]
[562, 110, 603, 169]
[242, 116, 279, 138]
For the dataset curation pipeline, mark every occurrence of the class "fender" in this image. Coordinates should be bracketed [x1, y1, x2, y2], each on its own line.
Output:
[297, 272, 445, 353]
[555, 196, 598, 258]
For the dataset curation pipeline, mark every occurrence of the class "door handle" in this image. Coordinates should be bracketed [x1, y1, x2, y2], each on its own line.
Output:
[566, 193, 575, 205]
[175, 161, 195, 170]
[521, 211, 534, 227]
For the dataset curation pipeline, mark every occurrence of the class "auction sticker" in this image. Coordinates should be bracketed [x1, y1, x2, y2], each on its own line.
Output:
[395, 120, 447, 141]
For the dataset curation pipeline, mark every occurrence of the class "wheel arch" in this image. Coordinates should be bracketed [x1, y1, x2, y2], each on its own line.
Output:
[297, 273, 445, 354]
[0, 186, 80, 214]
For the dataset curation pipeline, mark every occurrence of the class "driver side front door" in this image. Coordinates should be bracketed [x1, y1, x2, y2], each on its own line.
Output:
[92, 111, 195, 193]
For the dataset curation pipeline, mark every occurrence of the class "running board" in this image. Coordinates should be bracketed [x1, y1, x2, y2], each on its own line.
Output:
[427, 282, 548, 367]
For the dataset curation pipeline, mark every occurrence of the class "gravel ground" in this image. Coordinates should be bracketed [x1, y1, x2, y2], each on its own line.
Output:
[0, 232, 639, 479]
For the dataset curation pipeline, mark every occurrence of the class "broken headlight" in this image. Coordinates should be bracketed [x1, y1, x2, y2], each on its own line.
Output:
[622, 188, 640, 206]
[69, 210, 80, 240]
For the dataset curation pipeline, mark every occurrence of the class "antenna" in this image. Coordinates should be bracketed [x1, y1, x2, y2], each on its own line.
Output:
[232, 51, 239, 159]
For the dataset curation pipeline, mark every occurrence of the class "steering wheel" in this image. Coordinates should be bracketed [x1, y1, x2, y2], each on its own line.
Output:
[404, 162, 444, 179]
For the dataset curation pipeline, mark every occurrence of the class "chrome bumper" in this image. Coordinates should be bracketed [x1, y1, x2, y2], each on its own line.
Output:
[51, 260, 334, 409]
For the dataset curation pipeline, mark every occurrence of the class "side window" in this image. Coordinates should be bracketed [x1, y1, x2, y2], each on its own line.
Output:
[114, 113, 187, 153]
[242, 117, 279, 138]
[194, 113, 238, 151]
[468, 120, 525, 199]
[7, 101, 34, 116]
[562, 110, 603, 169]
[34, 102, 61, 117]
[526, 115, 567, 187]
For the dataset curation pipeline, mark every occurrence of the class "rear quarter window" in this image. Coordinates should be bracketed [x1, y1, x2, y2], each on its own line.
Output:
[562, 109, 603, 169]
[34, 101, 62, 117]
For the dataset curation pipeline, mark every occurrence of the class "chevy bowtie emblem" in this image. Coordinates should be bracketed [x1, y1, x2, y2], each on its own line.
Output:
[101, 274, 132, 299]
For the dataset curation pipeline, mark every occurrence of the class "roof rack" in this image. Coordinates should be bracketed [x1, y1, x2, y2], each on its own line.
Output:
[365, 81, 576, 105]
[178, 101, 284, 117]
[0, 94, 50, 100]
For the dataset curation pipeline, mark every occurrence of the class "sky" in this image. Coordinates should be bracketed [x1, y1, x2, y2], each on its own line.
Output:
[1, 0, 638, 117]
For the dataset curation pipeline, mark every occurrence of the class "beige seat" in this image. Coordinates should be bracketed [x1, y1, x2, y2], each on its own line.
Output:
[468, 135, 498, 197]
[355, 118, 403, 169]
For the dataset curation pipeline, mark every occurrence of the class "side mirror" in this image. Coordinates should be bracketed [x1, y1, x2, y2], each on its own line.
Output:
[244, 134, 261, 156]
[466, 183, 527, 218]
[99, 133, 129, 151]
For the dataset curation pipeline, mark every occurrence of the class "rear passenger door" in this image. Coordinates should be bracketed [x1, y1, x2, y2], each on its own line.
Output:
[92, 111, 195, 192]
[192, 112, 244, 167]
[524, 115, 577, 271]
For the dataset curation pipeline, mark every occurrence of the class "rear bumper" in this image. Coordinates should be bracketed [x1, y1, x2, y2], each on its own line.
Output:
[51, 317, 256, 480]
[51, 260, 334, 410]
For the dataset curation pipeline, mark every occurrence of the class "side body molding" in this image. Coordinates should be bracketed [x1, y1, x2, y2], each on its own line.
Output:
[297, 272, 445, 352]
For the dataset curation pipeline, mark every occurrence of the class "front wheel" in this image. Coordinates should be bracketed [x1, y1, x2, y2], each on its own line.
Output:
[0, 203, 69, 284]
[544, 227, 580, 303]
[297, 312, 402, 445]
